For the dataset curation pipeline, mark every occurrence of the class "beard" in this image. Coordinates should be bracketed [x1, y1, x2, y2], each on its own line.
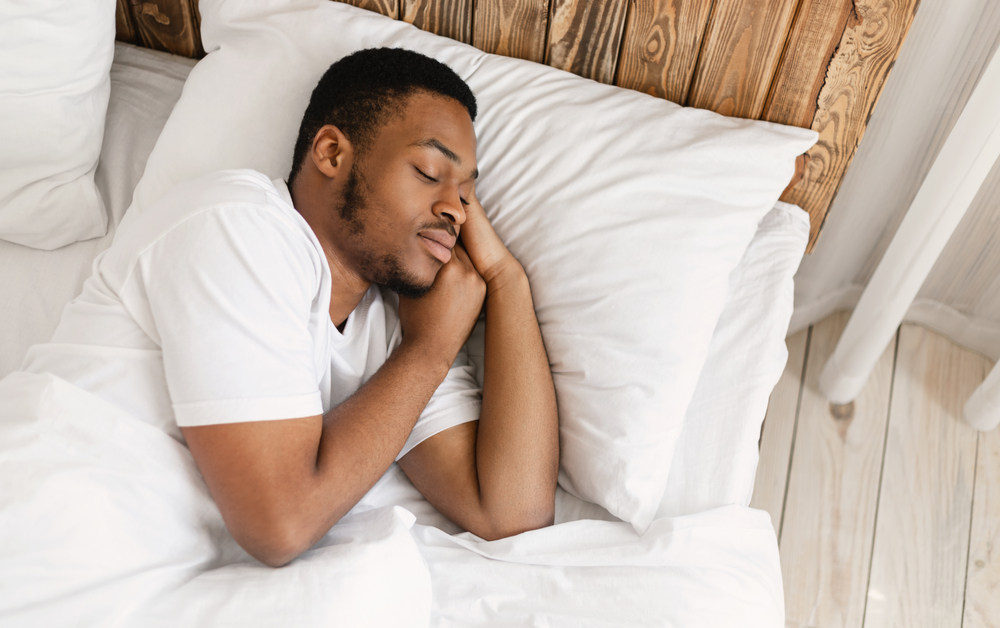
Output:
[340, 165, 434, 299]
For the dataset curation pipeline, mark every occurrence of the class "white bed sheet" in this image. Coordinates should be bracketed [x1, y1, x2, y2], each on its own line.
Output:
[0, 370, 784, 627]
[0, 43, 805, 626]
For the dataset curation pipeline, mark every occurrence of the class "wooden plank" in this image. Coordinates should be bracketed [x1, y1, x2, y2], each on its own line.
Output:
[402, 0, 473, 44]
[613, 0, 714, 102]
[750, 328, 810, 537]
[335, 0, 399, 19]
[864, 325, 983, 628]
[116, 0, 139, 45]
[965, 359, 1000, 628]
[763, 0, 855, 129]
[778, 311, 895, 628]
[778, 0, 921, 252]
[545, 0, 630, 84]
[685, 0, 799, 117]
[472, 0, 549, 63]
[127, 0, 204, 58]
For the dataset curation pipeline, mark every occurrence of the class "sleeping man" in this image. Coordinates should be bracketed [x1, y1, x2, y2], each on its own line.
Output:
[20, 48, 559, 567]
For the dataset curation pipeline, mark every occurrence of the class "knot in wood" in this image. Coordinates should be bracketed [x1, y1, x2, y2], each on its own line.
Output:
[141, 3, 170, 26]
[830, 401, 855, 421]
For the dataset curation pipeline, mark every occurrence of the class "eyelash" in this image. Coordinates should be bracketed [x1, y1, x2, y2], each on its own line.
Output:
[416, 167, 470, 205]
[415, 167, 438, 183]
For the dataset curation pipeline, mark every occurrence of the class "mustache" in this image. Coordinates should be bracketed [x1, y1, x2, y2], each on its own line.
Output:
[417, 220, 457, 238]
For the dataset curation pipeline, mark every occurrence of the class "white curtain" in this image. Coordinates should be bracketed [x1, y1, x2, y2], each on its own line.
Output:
[792, 0, 1000, 360]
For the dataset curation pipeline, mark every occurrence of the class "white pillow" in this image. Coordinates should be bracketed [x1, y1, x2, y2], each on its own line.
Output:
[658, 201, 810, 518]
[549, 202, 809, 525]
[130, 0, 817, 532]
[0, 0, 115, 250]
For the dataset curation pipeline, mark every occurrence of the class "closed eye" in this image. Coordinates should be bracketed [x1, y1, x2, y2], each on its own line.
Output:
[416, 166, 470, 205]
[414, 166, 438, 183]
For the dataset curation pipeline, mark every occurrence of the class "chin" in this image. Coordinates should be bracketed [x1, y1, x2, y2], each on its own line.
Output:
[409, 251, 444, 285]
[377, 255, 437, 299]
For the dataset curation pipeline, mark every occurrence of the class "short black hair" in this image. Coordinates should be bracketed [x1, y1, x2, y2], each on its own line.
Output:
[288, 47, 477, 185]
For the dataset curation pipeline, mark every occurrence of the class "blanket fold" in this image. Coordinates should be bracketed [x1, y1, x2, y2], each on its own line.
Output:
[0, 371, 783, 627]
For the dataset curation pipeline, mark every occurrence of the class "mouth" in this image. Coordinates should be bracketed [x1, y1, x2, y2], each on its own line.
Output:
[419, 229, 456, 264]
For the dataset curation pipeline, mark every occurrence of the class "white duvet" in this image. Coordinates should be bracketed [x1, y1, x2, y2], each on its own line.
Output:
[0, 370, 783, 627]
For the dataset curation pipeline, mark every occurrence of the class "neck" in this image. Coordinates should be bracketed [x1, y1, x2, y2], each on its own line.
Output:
[289, 175, 371, 328]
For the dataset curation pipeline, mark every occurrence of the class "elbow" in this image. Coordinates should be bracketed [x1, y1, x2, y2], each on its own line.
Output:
[247, 540, 304, 569]
[232, 519, 318, 568]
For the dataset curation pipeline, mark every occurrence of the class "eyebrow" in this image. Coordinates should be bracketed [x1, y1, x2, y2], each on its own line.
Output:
[412, 138, 479, 180]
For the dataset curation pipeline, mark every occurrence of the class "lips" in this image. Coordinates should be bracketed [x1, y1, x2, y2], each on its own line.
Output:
[419, 229, 456, 264]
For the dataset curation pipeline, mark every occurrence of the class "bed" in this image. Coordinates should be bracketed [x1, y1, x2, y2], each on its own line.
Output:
[0, 0, 917, 626]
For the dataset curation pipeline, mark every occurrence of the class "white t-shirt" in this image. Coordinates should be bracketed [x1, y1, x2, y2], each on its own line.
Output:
[22, 169, 481, 459]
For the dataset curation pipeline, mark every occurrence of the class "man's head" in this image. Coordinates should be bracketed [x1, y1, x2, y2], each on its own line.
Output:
[289, 48, 479, 299]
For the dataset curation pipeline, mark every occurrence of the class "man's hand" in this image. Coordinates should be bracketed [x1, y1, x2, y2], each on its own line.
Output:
[398, 243, 485, 366]
[399, 196, 560, 542]
[456, 191, 521, 289]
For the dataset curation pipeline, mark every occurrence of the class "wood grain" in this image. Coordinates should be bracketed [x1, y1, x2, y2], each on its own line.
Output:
[778, 311, 895, 628]
[335, 0, 399, 19]
[614, 0, 714, 102]
[864, 325, 983, 628]
[402, 0, 474, 44]
[116, 0, 139, 45]
[472, 0, 549, 63]
[750, 328, 809, 537]
[764, 0, 856, 130]
[964, 367, 1000, 628]
[127, 0, 204, 58]
[779, 0, 921, 252]
[686, 0, 800, 117]
[545, 0, 630, 84]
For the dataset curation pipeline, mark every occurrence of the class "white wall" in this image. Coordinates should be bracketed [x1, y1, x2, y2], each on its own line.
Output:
[791, 0, 1000, 358]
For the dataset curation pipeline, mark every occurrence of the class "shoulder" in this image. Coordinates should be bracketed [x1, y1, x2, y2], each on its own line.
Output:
[131, 169, 305, 241]
[112, 170, 325, 293]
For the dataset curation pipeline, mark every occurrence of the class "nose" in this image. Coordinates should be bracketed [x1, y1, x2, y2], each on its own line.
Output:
[433, 188, 467, 227]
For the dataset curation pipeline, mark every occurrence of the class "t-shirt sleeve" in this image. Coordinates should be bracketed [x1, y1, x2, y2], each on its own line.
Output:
[133, 206, 324, 427]
[395, 348, 482, 460]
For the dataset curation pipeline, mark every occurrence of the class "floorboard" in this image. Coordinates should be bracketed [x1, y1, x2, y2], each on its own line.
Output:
[779, 311, 896, 628]
[863, 325, 983, 628]
[963, 357, 999, 628]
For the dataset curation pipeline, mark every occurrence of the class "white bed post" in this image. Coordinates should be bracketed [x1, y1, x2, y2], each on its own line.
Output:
[818, 47, 1000, 408]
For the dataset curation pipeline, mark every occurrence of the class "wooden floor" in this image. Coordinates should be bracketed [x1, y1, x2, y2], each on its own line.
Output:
[750, 311, 1000, 628]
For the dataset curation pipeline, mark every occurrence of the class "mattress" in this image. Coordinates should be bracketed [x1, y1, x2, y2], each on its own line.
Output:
[0, 43, 806, 626]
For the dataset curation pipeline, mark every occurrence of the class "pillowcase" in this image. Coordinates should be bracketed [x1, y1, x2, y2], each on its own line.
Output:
[129, 0, 817, 532]
[548, 201, 810, 525]
[0, 0, 115, 250]
[658, 201, 810, 518]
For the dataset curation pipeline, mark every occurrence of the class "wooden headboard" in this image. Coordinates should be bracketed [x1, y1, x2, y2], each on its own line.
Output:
[114, 0, 921, 252]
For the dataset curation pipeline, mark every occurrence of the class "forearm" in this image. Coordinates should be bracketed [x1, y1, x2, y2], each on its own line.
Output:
[199, 341, 452, 566]
[476, 264, 559, 533]
[301, 342, 452, 542]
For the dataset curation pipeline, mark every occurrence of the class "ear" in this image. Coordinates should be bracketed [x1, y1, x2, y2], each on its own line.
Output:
[310, 125, 353, 180]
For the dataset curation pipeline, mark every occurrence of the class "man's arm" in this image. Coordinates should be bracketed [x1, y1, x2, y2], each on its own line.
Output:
[182, 247, 485, 568]
[398, 198, 560, 541]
